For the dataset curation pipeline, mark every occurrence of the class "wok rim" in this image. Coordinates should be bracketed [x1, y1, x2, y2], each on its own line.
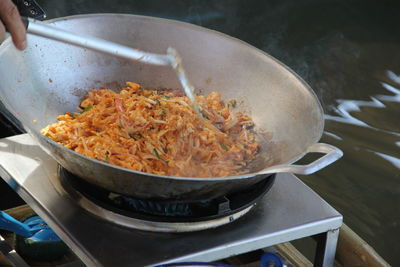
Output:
[6, 13, 325, 182]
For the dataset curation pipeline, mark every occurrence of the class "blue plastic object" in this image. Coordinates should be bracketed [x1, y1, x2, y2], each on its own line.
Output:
[23, 216, 61, 242]
[0, 211, 34, 237]
[260, 253, 283, 267]
[0, 211, 61, 242]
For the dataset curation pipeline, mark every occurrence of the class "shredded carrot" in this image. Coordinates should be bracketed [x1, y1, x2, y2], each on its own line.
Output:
[41, 82, 259, 177]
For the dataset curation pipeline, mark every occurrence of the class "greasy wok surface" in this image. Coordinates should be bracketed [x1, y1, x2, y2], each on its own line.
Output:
[0, 14, 325, 200]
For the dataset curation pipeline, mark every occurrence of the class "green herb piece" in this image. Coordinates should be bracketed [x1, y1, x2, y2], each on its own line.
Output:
[81, 105, 93, 113]
[155, 99, 161, 105]
[153, 148, 161, 159]
[139, 86, 144, 91]
[131, 133, 143, 141]
[160, 94, 171, 99]
[105, 151, 110, 162]
[153, 148, 168, 164]
[200, 110, 209, 119]
[220, 143, 228, 151]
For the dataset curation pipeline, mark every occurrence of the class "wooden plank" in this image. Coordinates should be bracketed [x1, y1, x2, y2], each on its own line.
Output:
[336, 224, 390, 267]
[275, 242, 313, 267]
[4, 205, 33, 221]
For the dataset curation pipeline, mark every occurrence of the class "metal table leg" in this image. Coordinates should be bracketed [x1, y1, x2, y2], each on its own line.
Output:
[314, 228, 340, 267]
[0, 234, 29, 267]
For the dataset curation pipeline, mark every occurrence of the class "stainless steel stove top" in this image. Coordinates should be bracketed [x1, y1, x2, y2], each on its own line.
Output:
[53, 166, 275, 233]
[52, 166, 256, 232]
[0, 134, 342, 266]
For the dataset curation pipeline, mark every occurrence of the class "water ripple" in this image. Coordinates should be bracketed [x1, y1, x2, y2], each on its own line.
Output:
[306, 70, 400, 264]
[373, 151, 400, 169]
[325, 70, 400, 138]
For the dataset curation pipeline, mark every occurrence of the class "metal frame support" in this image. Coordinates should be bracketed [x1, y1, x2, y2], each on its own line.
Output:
[0, 234, 29, 267]
[314, 228, 340, 267]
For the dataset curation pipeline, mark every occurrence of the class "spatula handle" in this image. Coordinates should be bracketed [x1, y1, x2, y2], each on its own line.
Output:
[25, 18, 173, 66]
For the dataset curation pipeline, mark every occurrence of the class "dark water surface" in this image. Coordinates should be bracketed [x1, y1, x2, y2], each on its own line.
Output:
[28, 0, 400, 265]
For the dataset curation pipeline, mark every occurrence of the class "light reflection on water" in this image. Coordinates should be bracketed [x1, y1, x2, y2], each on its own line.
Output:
[323, 131, 342, 140]
[309, 70, 400, 263]
[373, 151, 400, 168]
[323, 70, 400, 170]
[325, 70, 400, 134]
[324, 70, 399, 167]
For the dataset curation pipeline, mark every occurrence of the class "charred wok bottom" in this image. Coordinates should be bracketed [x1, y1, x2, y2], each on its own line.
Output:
[58, 167, 275, 223]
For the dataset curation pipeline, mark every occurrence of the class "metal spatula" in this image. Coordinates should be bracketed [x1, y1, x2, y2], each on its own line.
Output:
[19, 17, 203, 120]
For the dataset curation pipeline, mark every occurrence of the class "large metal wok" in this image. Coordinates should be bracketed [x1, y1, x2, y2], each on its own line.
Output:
[0, 14, 342, 201]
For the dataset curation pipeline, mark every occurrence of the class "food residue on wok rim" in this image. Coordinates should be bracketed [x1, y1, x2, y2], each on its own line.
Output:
[41, 82, 260, 178]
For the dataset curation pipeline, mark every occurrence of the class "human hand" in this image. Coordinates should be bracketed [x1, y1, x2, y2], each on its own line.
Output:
[0, 0, 27, 50]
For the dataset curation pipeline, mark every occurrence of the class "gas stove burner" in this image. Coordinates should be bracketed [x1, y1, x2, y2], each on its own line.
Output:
[52, 167, 275, 232]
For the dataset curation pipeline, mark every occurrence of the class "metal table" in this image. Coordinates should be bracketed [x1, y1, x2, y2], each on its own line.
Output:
[0, 134, 342, 267]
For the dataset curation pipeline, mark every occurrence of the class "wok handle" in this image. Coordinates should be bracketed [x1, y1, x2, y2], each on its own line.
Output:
[259, 143, 343, 175]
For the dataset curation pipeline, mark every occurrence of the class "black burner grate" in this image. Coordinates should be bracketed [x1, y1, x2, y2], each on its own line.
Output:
[59, 167, 275, 223]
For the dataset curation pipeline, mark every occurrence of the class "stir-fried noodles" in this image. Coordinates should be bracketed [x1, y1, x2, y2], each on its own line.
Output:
[41, 82, 259, 177]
